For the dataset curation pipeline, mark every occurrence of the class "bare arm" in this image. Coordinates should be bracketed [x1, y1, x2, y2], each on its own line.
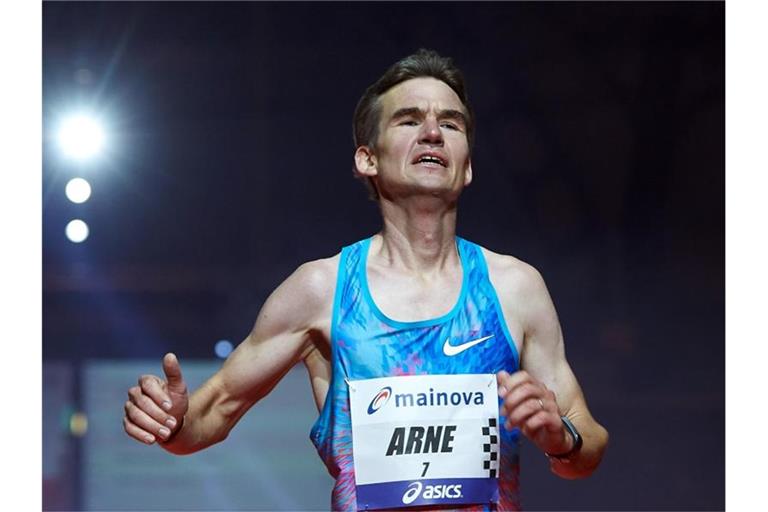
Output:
[491, 256, 609, 479]
[123, 259, 335, 455]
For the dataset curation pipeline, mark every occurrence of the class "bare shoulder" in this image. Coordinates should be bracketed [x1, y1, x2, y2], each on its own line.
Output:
[480, 246, 547, 300]
[279, 253, 340, 308]
[253, 254, 340, 331]
[479, 245, 559, 344]
[291, 254, 340, 296]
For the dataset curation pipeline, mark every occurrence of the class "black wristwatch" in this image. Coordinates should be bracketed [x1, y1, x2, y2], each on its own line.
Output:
[545, 416, 583, 461]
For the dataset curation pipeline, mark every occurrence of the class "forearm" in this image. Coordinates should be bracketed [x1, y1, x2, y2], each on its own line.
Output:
[548, 414, 609, 479]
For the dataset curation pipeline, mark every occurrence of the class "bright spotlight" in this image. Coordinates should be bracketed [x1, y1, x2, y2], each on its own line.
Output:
[65, 177, 92, 203]
[65, 219, 89, 243]
[214, 340, 234, 359]
[57, 114, 105, 161]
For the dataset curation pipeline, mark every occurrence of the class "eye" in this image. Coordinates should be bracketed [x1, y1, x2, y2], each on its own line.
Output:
[400, 120, 419, 126]
[440, 122, 460, 131]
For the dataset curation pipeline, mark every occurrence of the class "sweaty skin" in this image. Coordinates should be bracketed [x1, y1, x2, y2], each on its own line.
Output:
[123, 77, 608, 481]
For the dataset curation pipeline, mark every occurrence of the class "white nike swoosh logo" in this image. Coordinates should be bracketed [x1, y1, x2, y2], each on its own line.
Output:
[442, 334, 495, 356]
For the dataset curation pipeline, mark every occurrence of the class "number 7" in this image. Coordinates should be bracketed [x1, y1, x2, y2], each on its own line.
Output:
[421, 462, 430, 477]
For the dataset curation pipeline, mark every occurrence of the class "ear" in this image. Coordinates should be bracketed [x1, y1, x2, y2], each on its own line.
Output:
[354, 146, 378, 178]
[463, 159, 473, 187]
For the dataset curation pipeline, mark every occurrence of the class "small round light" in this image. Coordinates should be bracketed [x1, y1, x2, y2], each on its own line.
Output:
[214, 340, 234, 359]
[65, 178, 92, 203]
[69, 412, 88, 437]
[65, 219, 89, 243]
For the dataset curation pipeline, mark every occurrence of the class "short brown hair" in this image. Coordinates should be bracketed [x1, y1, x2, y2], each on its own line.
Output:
[352, 49, 474, 199]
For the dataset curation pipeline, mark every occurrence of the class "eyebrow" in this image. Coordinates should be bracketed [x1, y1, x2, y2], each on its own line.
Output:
[390, 107, 468, 128]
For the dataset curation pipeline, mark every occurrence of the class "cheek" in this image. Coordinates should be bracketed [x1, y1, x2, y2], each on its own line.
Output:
[448, 133, 470, 152]
[379, 137, 411, 162]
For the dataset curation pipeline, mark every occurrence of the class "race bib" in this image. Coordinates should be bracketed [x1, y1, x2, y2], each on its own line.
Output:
[349, 374, 500, 510]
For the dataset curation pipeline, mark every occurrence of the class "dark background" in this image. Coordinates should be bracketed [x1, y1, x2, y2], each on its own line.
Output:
[42, 2, 724, 510]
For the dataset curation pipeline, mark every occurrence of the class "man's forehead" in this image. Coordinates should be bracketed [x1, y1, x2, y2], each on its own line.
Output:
[380, 77, 465, 115]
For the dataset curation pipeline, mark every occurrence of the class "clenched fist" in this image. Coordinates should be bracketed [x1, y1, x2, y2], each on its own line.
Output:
[496, 370, 571, 456]
[123, 353, 189, 445]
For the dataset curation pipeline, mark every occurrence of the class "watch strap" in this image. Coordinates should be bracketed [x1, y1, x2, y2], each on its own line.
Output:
[546, 416, 583, 460]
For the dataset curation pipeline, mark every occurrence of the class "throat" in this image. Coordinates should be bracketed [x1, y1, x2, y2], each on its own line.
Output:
[365, 237, 465, 323]
[377, 211, 459, 274]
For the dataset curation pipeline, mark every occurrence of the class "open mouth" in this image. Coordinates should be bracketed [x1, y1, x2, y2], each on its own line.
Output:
[412, 153, 448, 167]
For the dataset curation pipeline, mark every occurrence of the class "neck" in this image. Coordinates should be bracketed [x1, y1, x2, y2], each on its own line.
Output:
[374, 195, 459, 273]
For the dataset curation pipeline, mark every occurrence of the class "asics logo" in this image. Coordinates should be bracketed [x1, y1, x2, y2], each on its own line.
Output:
[402, 482, 422, 504]
[442, 334, 494, 356]
[402, 481, 463, 504]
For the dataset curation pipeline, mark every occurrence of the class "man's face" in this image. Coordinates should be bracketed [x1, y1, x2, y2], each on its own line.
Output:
[359, 77, 472, 200]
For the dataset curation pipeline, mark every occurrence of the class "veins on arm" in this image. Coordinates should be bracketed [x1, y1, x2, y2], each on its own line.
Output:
[187, 258, 335, 444]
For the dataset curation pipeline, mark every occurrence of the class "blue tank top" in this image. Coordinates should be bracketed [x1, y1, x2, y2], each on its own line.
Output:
[310, 236, 522, 511]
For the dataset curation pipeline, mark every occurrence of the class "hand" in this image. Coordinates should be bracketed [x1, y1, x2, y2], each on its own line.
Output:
[123, 353, 189, 445]
[496, 370, 570, 455]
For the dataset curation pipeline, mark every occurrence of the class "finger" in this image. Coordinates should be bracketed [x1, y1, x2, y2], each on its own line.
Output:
[505, 396, 547, 429]
[125, 400, 173, 441]
[163, 353, 187, 395]
[501, 370, 535, 390]
[496, 371, 510, 396]
[123, 415, 156, 445]
[523, 409, 562, 435]
[137, 376, 173, 412]
[500, 382, 544, 417]
[127, 388, 178, 429]
[497, 370, 537, 398]
[504, 403, 557, 433]
[518, 409, 557, 438]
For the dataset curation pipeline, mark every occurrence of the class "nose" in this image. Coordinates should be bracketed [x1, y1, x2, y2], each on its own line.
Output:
[419, 116, 444, 146]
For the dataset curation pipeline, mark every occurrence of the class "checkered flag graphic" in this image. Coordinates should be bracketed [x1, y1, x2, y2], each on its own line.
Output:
[481, 417, 499, 478]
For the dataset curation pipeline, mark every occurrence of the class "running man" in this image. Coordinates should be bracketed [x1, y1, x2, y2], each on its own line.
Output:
[123, 49, 608, 511]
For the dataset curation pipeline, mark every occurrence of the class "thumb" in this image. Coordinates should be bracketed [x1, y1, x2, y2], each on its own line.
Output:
[162, 352, 186, 393]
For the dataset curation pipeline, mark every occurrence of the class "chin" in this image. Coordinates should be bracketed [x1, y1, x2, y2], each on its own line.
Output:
[409, 182, 463, 199]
